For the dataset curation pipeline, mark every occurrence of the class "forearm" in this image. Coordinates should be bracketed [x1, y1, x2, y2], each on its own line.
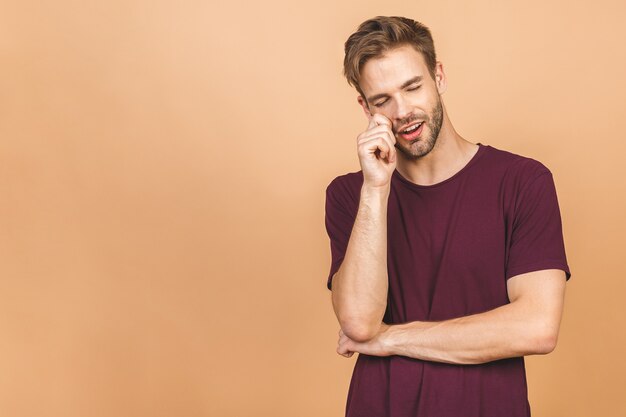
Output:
[385, 301, 555, 365]
[332, 184, 390, 342]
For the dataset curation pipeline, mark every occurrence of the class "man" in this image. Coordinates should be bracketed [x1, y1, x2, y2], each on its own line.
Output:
[324, 16, 572, 417]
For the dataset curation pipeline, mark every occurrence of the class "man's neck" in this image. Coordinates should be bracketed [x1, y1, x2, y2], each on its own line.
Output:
[395, 119, 479, 187]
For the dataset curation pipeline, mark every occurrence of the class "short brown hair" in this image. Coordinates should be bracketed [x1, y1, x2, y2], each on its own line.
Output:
[343, 16, 438, 99]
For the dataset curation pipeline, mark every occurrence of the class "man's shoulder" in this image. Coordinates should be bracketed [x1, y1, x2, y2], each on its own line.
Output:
[324, 170, 364, 214]
[484, 143, 553, 181]
[326, 170, 364, 195]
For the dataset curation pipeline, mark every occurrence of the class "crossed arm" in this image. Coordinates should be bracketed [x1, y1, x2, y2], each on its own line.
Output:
[336, 268, 567, 365]
[330, 183, 568, 365]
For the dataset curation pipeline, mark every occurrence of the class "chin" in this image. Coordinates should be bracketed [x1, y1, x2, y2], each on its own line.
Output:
[398, 137, 437, 160]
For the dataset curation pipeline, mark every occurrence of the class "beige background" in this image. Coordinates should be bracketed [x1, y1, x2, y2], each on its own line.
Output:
[0, 1, 624, 416]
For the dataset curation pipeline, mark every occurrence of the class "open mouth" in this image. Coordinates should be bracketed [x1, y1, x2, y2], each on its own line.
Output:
[398, 122, 424, 141]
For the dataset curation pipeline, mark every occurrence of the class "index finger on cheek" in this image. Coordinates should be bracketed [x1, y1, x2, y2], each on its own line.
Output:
[373, 113, 392, 128]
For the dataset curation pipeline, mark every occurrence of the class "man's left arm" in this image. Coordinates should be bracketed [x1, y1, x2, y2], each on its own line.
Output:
[337, 268, 567, 364]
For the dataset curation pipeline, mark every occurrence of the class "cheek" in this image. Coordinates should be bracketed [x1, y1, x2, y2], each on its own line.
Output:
[372, 107, 392, 117]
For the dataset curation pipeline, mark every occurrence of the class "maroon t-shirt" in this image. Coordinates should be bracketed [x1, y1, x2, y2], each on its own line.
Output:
[324, 143, 571, 417]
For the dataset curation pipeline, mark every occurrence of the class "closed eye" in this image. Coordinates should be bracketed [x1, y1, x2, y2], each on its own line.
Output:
[373, 85, 421, 107]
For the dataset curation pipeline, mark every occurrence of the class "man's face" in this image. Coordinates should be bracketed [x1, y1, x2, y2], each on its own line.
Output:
[357, 44, 445, 160]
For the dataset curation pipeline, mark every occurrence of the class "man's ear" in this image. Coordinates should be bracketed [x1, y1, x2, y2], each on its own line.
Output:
[357, 95, 373, 121]
[435, 61, 447, 95]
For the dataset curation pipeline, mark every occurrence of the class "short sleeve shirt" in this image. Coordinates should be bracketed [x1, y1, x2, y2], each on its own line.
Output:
[324, 143, 571, 417]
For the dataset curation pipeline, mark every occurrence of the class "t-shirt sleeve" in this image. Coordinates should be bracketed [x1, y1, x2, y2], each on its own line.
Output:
[505, 169, 572, 281]
[324, 179, 357, 290]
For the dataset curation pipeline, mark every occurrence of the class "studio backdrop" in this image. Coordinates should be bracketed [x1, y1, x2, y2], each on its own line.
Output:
[0, 1, 624, 416]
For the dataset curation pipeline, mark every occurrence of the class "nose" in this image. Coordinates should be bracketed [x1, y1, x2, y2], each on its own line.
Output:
[391, 95, 412, 126]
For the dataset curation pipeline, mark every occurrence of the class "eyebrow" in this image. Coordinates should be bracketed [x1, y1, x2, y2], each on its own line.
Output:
[366, 75, 424, 103]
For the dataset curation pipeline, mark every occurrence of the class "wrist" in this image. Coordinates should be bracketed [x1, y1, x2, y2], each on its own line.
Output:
[381, 323, 401, 356]
[361, 183, 391, 199]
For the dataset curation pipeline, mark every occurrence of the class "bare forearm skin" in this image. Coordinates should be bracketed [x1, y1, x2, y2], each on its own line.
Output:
[385, 300, 556, 365]
[332, 184, 390, 342]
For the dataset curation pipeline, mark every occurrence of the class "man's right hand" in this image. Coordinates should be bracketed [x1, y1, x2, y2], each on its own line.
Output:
[356, 113, 397, 188]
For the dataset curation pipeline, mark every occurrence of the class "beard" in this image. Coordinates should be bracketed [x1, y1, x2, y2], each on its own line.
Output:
[394, 96, 444, 160]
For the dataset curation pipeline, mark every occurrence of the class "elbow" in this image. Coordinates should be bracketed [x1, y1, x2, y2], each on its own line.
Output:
[340, 321, 379, 343]
[533, 330, 559, 355]
[523, 313, 561, 355]
[538, 334, 558, 354]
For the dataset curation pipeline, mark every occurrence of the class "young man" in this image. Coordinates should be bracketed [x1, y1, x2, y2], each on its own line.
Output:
[324, 16, 572, 417]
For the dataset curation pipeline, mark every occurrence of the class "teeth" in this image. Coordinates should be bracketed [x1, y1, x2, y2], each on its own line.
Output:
[402, 122, 422, 133]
